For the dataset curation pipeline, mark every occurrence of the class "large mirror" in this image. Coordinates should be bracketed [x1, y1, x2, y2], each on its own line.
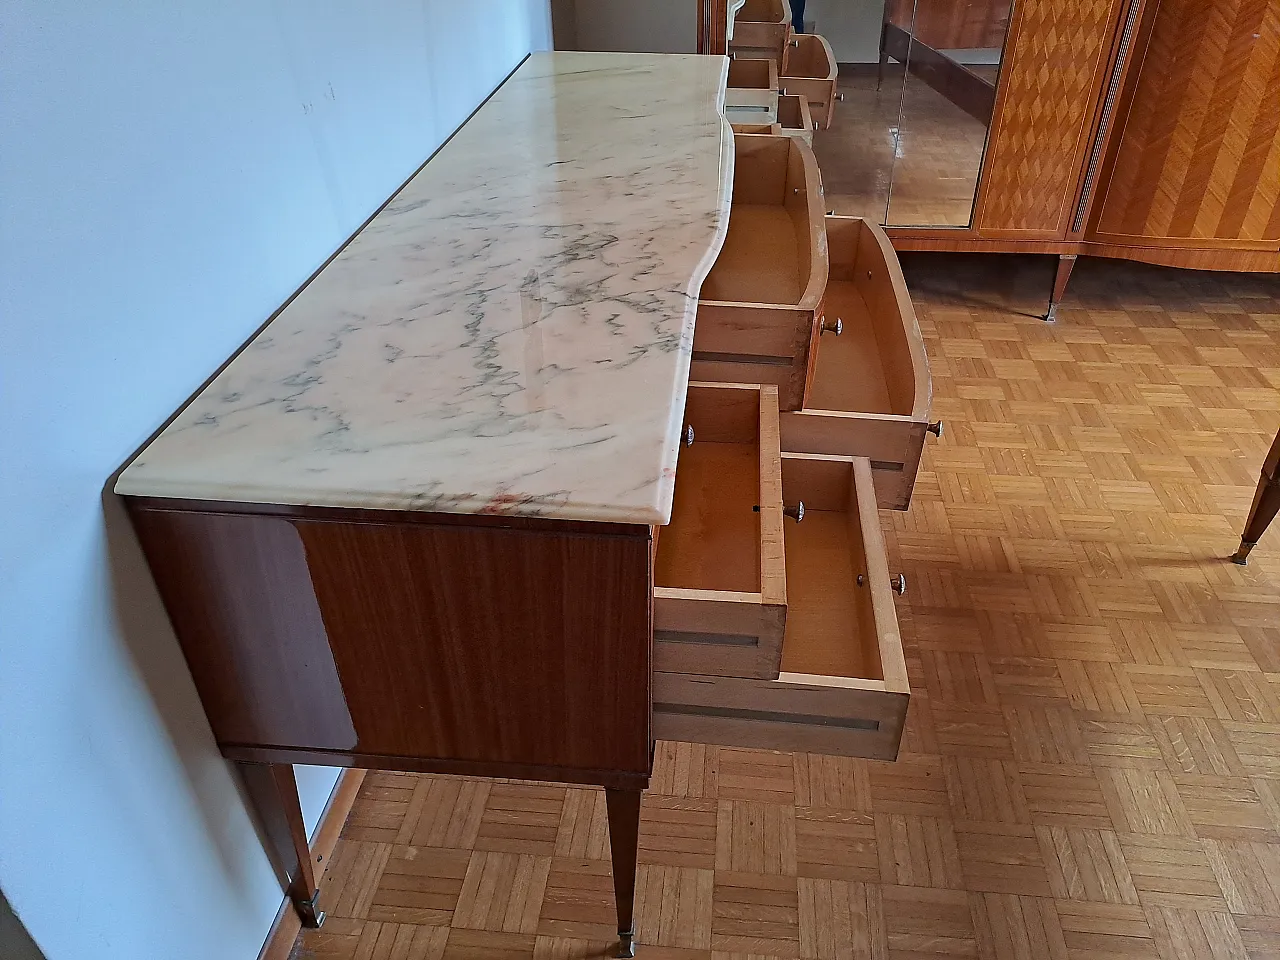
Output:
[810, 0, 1014, 227]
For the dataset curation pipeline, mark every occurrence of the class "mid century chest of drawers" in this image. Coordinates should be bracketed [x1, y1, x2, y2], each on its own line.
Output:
[116, 52, 936, 957]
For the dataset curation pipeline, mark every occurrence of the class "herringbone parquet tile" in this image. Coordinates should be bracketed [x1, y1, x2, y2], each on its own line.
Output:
[297, 255, 1280, 960]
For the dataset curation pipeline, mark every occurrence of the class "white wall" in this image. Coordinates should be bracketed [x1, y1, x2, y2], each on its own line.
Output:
[0, 3, 550, 959]
[804, 0, 886, 62]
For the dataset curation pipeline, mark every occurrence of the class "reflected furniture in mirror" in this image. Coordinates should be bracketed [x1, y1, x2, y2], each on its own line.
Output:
[700, 0, 1280, 318]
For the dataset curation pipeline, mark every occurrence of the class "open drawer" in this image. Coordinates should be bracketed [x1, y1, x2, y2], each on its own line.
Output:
[691, 134, 828, 411]
[781, 34, 838, 129]
[728, 0, 792, 66]
[731, 95, 815, 143]
[782, 216, 934, 510]
[725, 58, 779, 125]
[776, 94, 815, 144]
[654, 382, 787, 679]
[654, 454, 910, 761]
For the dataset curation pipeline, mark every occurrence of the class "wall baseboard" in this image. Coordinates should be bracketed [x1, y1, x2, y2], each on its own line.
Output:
[257, 769, 366, 960]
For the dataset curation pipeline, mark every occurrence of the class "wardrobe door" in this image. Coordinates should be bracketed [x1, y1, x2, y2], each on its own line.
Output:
[971, 0, 1128, 239]
[1089, 0, 1280, 253]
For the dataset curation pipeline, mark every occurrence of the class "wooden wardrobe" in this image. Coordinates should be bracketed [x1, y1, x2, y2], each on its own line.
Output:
[702, 0, 1280, 317]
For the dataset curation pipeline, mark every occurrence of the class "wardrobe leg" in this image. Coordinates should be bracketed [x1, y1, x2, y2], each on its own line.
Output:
[1045, 254, 1077, 322]
[1233, 427, 1280, 564]
[605, 787, 642, 957]
[239, 762, 325, 927]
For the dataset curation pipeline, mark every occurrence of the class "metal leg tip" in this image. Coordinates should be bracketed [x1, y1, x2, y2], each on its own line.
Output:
[1231, 541, 1255, 565]
[1044, 303, 1058, 323]
[296, 896, 326, 929]
[616, 930, 636, 958]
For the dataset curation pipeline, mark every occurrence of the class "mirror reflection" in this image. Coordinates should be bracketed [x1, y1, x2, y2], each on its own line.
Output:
[809, 0, 1014, 227]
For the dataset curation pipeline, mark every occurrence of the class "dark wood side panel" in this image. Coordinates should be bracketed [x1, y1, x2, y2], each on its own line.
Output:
[699, 0, 729, 55]
[127, 509, 357, 749]
[128, 503, 653, 777]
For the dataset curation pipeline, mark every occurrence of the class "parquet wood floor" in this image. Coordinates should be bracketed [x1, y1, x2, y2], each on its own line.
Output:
[295, 255, 1280, 960]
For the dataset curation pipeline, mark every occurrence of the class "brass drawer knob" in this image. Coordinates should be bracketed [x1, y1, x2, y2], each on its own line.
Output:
[836, 92, 846, 101]
[784, 501, 805, 522]
[821, 317, 843, 335]
[926, 420, 944, 438]
[684, 424, 695, 446]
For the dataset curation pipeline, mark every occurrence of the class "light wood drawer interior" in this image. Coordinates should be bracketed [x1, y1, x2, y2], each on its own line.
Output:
[776, 94, 814, 143]
[692, 134, 828, 410]
[782, 215, 933, 509]
[700, 134, 826, 307]
[727, 58, 778, 92]
[737, 0, 790, 23]
[782, 33, 835, 80]
[654, 382, 786, 679]
[725, 58, 779, 122]
[729, 0, 792, 63]
[781, 34, 837, 129]
[654, 453, 910, 760]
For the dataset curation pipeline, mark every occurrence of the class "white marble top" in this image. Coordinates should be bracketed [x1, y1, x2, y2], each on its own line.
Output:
[117, 52, 733, 524]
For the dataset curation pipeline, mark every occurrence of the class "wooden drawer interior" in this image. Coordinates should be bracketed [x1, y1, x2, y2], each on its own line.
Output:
[737, 0, 789, 22]
[700, 134, 826, 308]
[782, 33, 836, 80]
[807, 217, 926, 419]
[654, 454, 910, 760]
[782, 216, 932, 507]
[654, 383, 786, 679]
[727, 58, 778, 92]
[776, 94, 813, 138]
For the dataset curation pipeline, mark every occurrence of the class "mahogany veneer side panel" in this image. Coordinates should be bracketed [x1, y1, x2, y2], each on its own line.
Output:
[127, 502, 653, 777]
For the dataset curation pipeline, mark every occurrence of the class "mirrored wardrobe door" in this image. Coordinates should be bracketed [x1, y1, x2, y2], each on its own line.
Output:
[884, 0, 1014, 226]
[810, 1, 915, 223]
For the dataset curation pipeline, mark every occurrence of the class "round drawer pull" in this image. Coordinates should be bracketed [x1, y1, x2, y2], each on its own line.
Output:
[684, 424, 695, 446]
[784, 501, 805, 522]
[836, 92, 846, 101]
[855, 573, 908, 596]
[926, 420, 944, 438]
[821, 317, 843, 336]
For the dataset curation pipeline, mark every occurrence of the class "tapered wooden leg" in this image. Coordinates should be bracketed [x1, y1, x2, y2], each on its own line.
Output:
[605, 788, 642, 958]
[1233, 427, 1280, 563]
[239, 762, 324, 927]
[1044, 254, 1077, 322]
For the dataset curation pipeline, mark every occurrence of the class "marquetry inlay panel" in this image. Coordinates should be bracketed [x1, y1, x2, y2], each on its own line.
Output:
[976, 0, 1126, 237]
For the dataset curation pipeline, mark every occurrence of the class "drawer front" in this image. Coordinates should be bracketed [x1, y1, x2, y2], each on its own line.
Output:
[654, 455, 910, 761]
[653, 382, 786, 679]
[781, 411, 925, 510]
[782, 216, 933, 509]
[653, 672, 907, 760]
[776, 94, 814, 145]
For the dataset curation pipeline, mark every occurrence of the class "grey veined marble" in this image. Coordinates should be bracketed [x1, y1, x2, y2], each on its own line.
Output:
[117, 52, 733, 523]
